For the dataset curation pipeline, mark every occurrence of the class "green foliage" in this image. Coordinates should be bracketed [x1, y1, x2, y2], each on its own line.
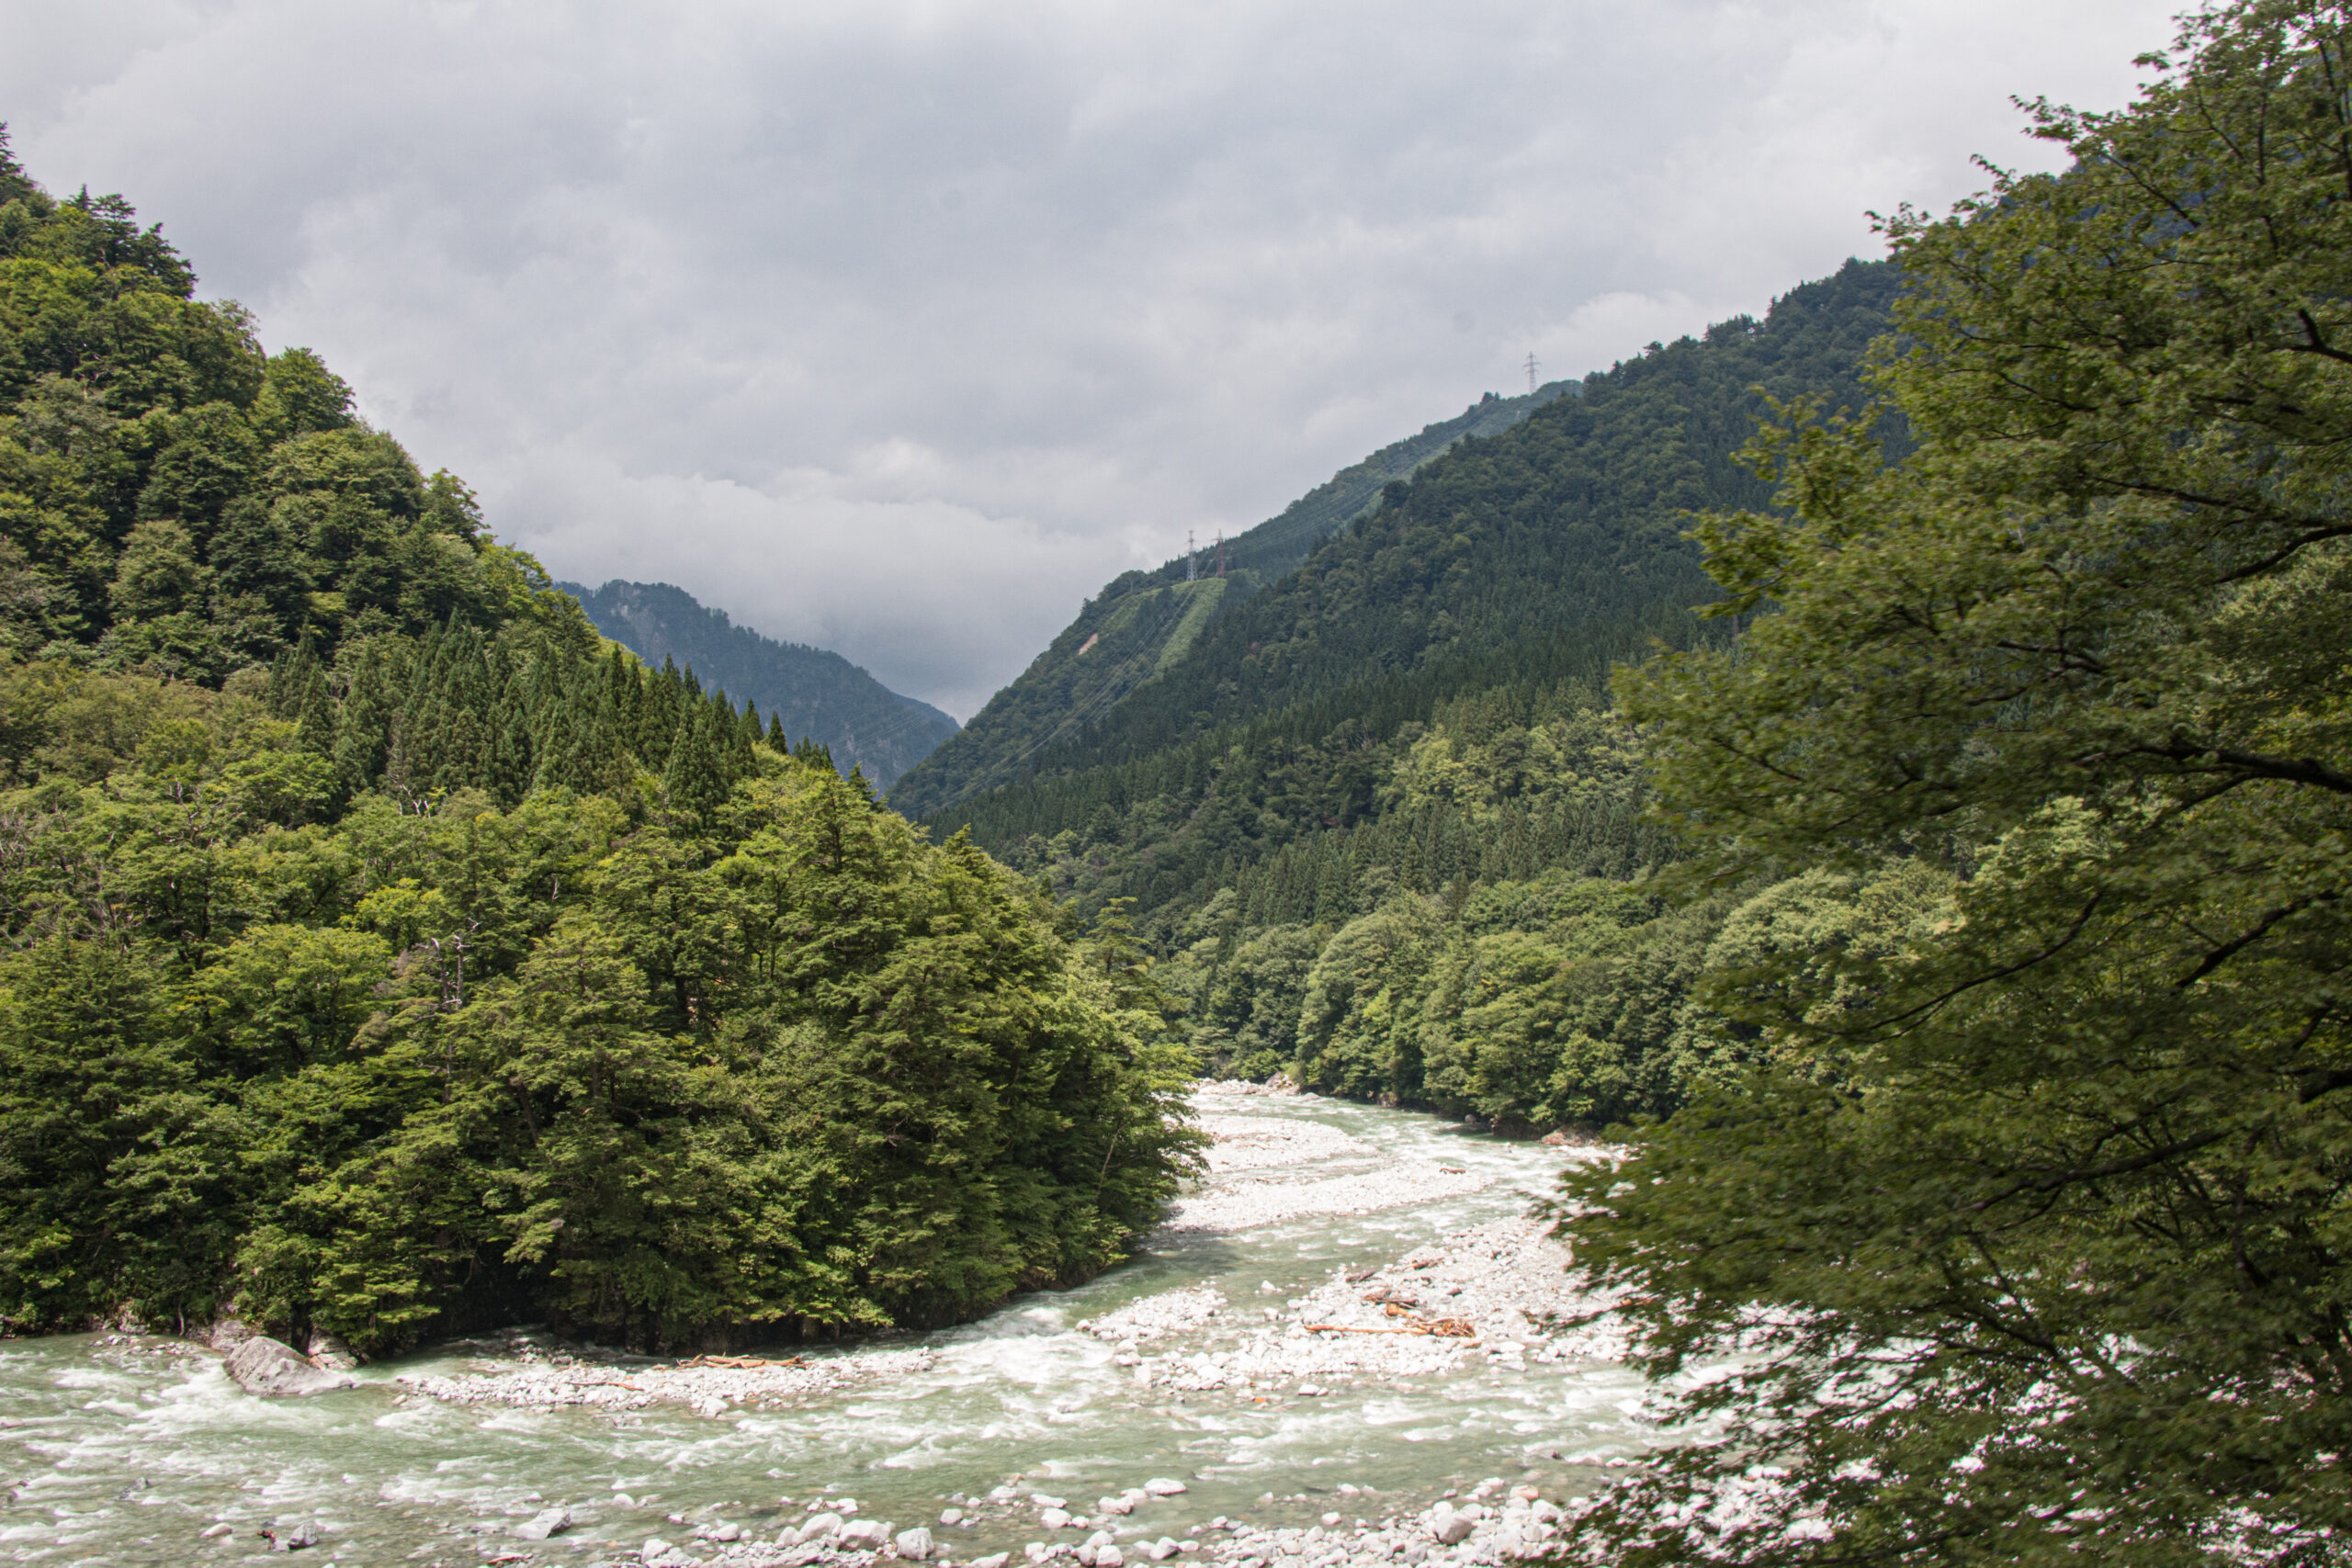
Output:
[1558, 6, 2352, 1561]
[0, 137, 559, 683]
[0, 141, 1200, 1354]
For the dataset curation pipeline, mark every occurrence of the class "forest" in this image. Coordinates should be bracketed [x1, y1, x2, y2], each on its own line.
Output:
[901, 260, 1905, 1137]
[0, 131, 1197, 1355]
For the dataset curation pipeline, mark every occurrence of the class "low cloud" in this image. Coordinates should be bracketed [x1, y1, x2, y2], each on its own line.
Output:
[7, 0, 2180, 715]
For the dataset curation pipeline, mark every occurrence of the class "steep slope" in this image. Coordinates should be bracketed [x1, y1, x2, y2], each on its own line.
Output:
[888, 379, 1575, 816]
[560, 579, 956, 787]
[923, 258, 1904, 927]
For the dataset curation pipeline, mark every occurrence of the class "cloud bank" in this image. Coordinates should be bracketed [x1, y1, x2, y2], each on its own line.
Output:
[6, 0, 2181, 715]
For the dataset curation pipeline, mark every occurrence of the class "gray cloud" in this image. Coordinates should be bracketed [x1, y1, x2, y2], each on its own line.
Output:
[5, 0, 2180, 716]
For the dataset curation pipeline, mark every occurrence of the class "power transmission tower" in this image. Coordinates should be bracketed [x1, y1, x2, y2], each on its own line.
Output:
[1186, 529, 1196, 581]
[1524, 352, 1539, 396]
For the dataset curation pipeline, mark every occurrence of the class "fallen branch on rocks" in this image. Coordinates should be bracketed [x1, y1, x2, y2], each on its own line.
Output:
[683, 1355, 803, 1370]
[1306, 1316, 1478, 1340]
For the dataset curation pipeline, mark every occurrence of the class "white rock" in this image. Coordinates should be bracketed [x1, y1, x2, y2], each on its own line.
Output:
[1143, 1480, 1188, 1496]
[200, 1522, 234, 1539]
[1099, 1496, 1135, 1516]
[1319, 1513, 1341, 1528]
[803, 1513, 845, 1539]
[1434, 1516, 1475, 1545]
[941, 1508, 965, 1525]
[1097, 1550, 1125, 1567]
[841, 1518, 891, 1549]
[226, 1337, 354, 1397]
[515, 1506, 571, 1540]
[1040, 1508, 1073, 1530]
[1033, 1495, 1068, 1510]
[644, 1540, 673, 1561]
[972, 1555, 1012, 1568]
[897, 1526, 935, 1558]
[1146, 1540, 1182, 1561]
[1529, 1502, 1560, 1524]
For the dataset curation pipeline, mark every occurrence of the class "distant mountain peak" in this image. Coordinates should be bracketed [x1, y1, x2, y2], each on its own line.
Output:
[559, 580, 956, 788]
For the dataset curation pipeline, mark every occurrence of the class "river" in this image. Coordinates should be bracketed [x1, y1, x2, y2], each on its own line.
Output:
[0, 1090, 1658, 1566]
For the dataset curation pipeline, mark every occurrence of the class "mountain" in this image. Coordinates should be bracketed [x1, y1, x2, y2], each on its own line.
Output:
[558, 579, 957, 787]
[910, 259, 1901, 886]
[888, 378, 1577, 816]
[892, 260, 1904, 1120]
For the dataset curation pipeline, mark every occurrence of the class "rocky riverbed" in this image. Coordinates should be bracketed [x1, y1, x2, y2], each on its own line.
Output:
[0, 1086, 1658, 1567]
[545, 1209, 1631, 1568]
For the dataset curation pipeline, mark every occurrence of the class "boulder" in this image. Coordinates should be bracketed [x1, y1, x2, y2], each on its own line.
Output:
[896, 1527, 934, 1559]
[1097, 1496, 1134, 1516]
[1540, 1130, 1568, 1147]
[514, 1507, 571, 1540]
[267, 1518, 319, 1551]
[970, 1555, 1012, 1568]
[227, 1337, 354, 1397]
[1039, 1508, 1072, 1530]
[840, 1518, 891, 1549]
[1142, 1479, 1187, 1496]
[801, 1512, 844, 1540]
[1434, 1514, 1476, 1545]
[303, 1330, 360, 1371]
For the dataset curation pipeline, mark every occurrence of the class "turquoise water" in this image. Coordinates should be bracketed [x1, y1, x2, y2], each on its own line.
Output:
[0, 1096, 1657, 1566]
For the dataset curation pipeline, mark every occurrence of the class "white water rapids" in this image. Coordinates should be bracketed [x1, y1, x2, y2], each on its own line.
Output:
[0, 1090, 1666, 1566]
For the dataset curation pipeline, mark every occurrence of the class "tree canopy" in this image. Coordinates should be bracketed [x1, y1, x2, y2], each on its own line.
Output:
[0, 132, 1198, 1355]
[1561, 4, 2352, 1560]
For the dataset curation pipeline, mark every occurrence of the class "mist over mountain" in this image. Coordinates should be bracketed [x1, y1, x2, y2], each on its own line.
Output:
[559, 579, 957, 788]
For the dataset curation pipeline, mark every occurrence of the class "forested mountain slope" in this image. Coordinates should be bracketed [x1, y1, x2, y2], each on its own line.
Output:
[0, 134, 1193, 1354]
[886, 260, 1901, 1133]
[560, 578, 956, 787]
[888, 379, 1574, 817]
[928, 260, 1900, 920]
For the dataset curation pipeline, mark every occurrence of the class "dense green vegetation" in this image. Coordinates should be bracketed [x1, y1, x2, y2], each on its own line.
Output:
[1556, 4, 2352, 1561]
[0, 133, 1196, 1354]
[889, 381, 1573, 818]
[905, 262, 1899, 1136]
[563, 578, 958, 788]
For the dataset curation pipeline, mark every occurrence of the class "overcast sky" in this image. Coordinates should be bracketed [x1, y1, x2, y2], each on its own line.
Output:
[7, 0, 2182, 717]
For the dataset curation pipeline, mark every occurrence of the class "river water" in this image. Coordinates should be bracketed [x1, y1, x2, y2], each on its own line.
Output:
[0, 1093, 1659, 1567]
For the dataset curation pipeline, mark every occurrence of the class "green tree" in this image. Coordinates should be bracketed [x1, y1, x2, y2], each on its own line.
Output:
[1564, 6, 2352, 1562]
